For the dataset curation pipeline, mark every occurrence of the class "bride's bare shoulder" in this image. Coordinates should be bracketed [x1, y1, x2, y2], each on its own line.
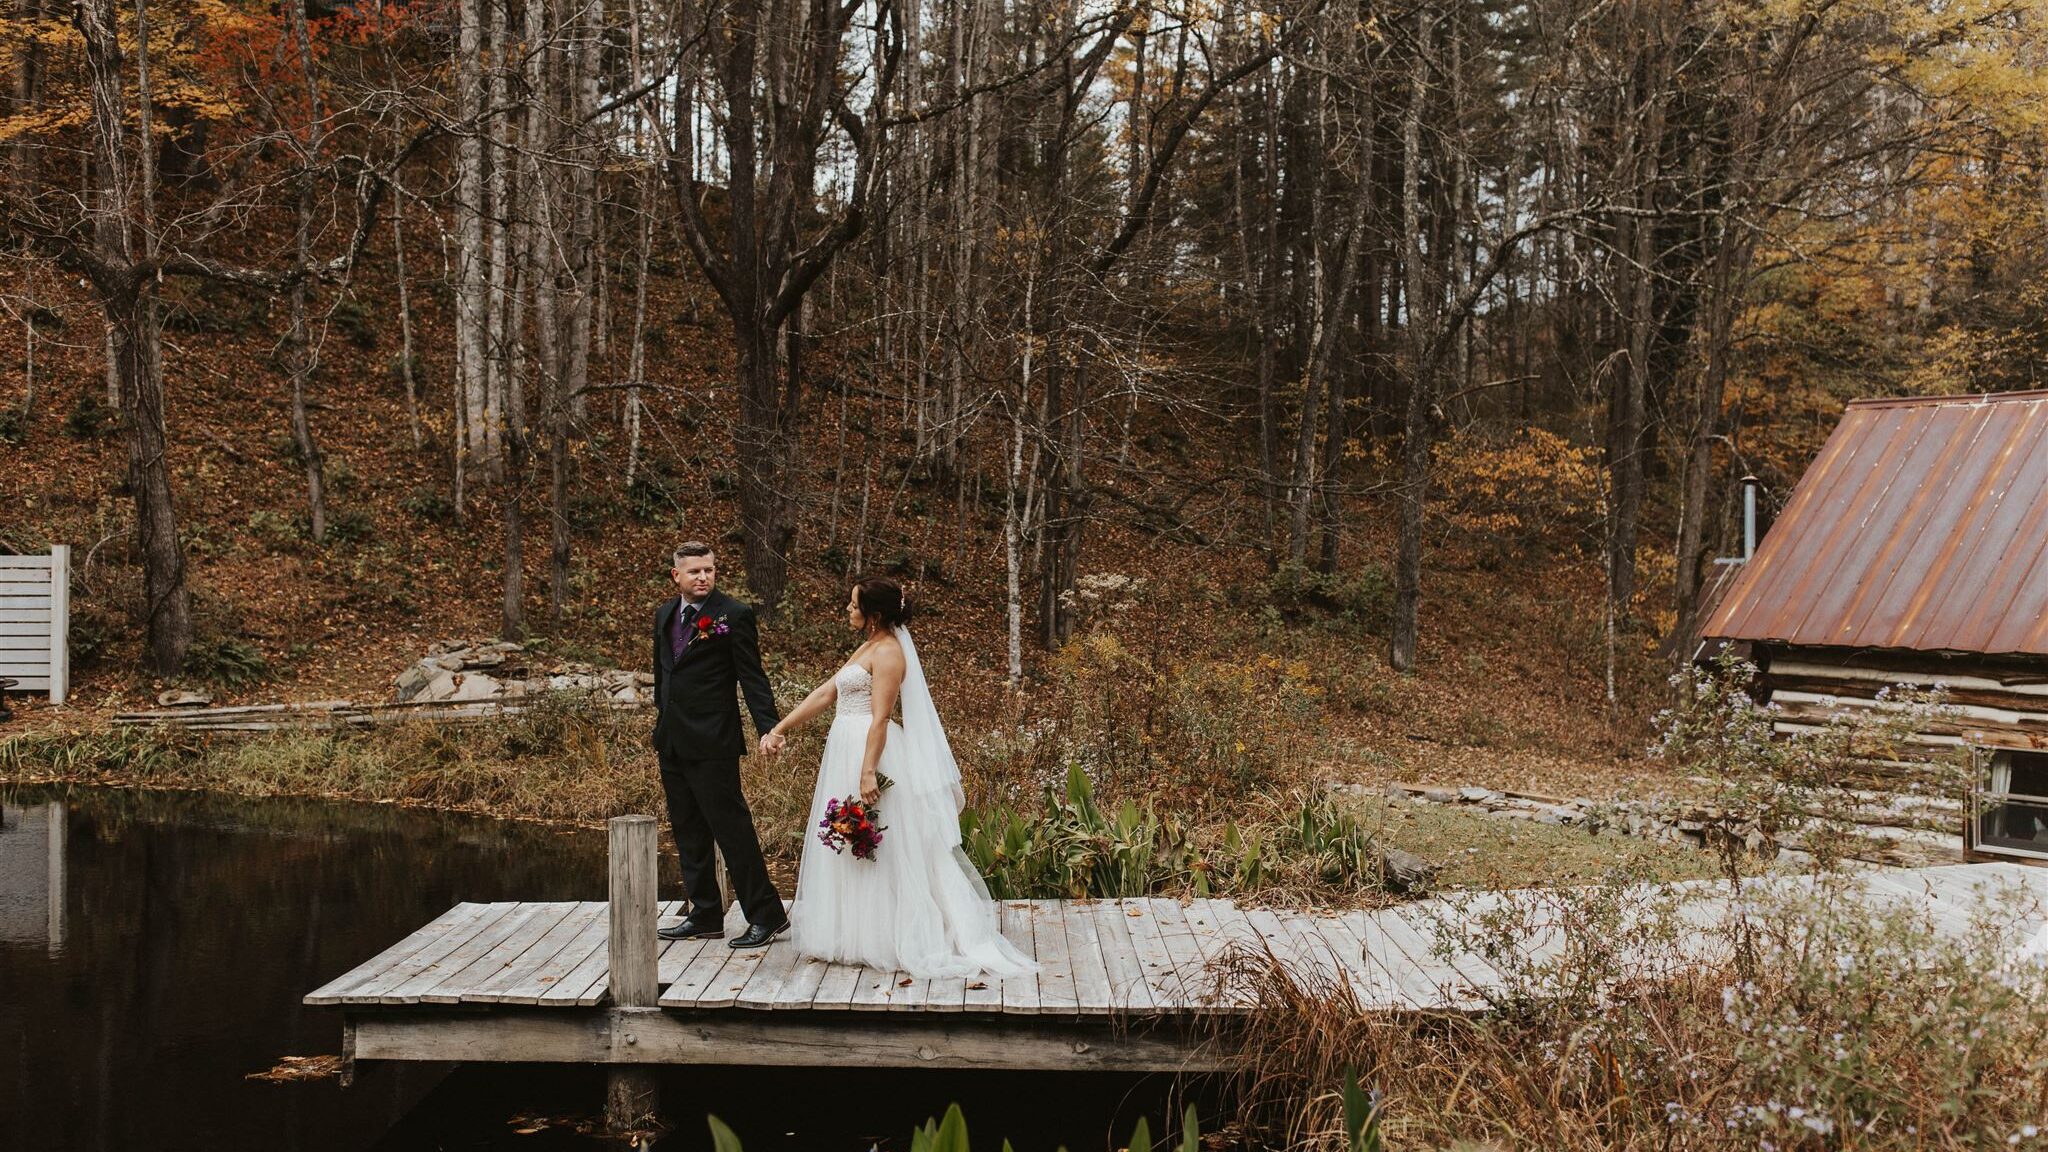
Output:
[867, 635, 907, 678]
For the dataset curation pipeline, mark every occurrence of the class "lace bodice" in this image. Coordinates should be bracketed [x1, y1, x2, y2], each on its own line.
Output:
[833, 663, 874, 719]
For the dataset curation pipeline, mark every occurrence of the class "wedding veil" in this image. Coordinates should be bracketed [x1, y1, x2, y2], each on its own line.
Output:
[891, 626, 966, 810]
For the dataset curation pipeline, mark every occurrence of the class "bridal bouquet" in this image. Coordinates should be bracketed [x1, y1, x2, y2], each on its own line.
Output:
[818, 796, 886, 860]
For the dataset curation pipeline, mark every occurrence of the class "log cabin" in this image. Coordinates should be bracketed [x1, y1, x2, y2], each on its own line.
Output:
[1697, 390, 2048, 863]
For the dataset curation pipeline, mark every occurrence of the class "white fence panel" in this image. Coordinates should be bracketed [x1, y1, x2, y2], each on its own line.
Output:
[0, 547, 67, 705]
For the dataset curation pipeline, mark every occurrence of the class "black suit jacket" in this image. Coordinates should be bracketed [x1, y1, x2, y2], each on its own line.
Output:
[652, 590, 780, 761]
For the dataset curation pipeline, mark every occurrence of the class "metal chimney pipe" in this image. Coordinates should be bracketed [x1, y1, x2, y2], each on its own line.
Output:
[1742, 476, 1759, 560]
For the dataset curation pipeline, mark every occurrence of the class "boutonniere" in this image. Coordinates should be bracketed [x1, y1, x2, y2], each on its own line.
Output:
[694, 613, 731, 640]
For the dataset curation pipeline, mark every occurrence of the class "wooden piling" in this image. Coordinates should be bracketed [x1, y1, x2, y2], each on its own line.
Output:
[604, 815, 661, 1135]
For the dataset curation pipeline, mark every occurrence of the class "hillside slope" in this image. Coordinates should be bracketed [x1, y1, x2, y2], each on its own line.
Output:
[0, 237, 1681, 800]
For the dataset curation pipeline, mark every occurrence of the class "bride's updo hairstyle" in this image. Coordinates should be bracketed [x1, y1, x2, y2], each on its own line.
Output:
[853, 576, 914, 630]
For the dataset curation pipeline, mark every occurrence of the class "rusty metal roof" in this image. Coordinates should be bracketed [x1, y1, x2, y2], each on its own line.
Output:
[1702, 390, 2048, 657]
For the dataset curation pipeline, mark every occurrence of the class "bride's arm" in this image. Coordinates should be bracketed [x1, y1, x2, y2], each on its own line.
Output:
[766, 676, 839, 746]
[859, 647, 907, 804]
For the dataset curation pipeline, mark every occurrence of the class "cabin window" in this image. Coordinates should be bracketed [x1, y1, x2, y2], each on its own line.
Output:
[1976, 750, 2048, 858]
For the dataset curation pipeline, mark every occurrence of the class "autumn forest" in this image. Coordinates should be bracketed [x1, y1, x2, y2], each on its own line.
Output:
[1, 0, 2045, 741]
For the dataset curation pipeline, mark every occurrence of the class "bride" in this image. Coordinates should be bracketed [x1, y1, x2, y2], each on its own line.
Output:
[762, 577, 1036, 979]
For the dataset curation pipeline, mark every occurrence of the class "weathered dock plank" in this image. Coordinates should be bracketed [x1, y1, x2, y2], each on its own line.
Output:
[996, 901, 1040, 1015]
[499, 904, 609, 1005]
[1088, 899, 1157, 1013]
[1058, 900, 1115, 1016]
[306, 904, 483, 1006]
[471, 902, 606, 1004]
[1029, 901, 1079, 1014]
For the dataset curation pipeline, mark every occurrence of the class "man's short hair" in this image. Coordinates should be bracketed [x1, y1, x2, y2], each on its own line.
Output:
[673, 541, 715, 567]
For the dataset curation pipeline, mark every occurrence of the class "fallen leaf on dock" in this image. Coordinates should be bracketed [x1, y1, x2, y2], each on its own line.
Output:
[247, 1054, 343, 1082]
[898, 977, 914, 987]
[967, 981, 988, 990]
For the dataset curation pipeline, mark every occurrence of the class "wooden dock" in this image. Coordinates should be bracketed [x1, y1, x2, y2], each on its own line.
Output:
[305, 819, 2048, 1130]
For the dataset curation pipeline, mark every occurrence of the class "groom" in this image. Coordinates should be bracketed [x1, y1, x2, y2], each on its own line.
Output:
[651, 541, 789, 948]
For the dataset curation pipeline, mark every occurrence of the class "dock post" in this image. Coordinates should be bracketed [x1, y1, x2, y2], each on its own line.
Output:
[605, 815, 662, 1135]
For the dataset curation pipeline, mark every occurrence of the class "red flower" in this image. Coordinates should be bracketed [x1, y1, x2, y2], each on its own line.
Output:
[696, 615, 715, 633]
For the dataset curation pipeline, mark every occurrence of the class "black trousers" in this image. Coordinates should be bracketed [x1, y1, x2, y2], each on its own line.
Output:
[657, 751, 783, 927]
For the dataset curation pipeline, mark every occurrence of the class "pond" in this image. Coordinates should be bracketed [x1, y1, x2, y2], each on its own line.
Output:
[0, 785, 1193, 1151]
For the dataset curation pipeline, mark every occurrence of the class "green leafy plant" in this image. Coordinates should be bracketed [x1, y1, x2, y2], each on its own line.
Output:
[706, 1102, 1202, 1152]
[1342, 1070, 1383, 1152]
[64, 392, 113, 439]
[247, 508, 301, 551]
[401, 485, 455, 524]
[184, 635, 271, 689]
[1278, 792, 1381, 886]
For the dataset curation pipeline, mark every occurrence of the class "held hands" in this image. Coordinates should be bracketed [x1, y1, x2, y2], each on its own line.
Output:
[759, 732, 788, 757]
[859, 768, 881, 808]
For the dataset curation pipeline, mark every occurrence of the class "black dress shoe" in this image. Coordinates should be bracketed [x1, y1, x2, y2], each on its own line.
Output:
[727, 917, 790, 949]
[658, 915, 724, 941]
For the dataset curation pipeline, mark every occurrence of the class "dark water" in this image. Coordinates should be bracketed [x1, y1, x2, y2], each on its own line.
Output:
[0, 785, 1194, 1151]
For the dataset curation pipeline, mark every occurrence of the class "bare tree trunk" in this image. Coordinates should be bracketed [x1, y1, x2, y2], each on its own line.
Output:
[624, 171, 652, 488]
[286, 0, 329, 545]
[76, 0, 191, 674]
[664, 0, 895, 613]
[1609, 52, 1664, 632]
[392, 178, 422, 450]
[1673, 95, 1758, 654]
[1289, 125, 1371, 565]
[1007, 271, 1032, 689]
[497, 0, 525, 639]
[20, 311, 34, 419]
[484, 0, 512, 476]
[1389, 4, 1435, 675]
[1230, 52, 1274, 542]
[456, 0, 492, 474]
[552, 0, 600, 619]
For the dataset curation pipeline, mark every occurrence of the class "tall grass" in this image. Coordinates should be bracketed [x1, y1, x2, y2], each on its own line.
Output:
[1222, 868, 2048, 1150]
[0, 693, 671, 827]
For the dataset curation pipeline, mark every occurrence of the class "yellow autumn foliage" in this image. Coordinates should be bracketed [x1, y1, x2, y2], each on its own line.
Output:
[1435, 427, 1601, 563]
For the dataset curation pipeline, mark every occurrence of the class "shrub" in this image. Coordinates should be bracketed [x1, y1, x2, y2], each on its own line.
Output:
[248, 509, 301, 551]
[1434, 426, 1600, 566]
[402, 485, 455, 524]
[0, 407, 23, 445]
[1025, 631, 1323, 802]
[324, 457, 358, 494]
[184, 635, 271, 689]
[1227, 871, 2048, 1151]
[961, 768, 1391, 901]
[1264, 562, 1392, 633]
[1653, 653, 1965, 880]
[320, 508, 374, 546]
[65, 392, 114, 439]
[385, 352, 426, 390]
[66, 604, 115, 670]
[330, 298, 377, 349]
[627, 471, 677, 521]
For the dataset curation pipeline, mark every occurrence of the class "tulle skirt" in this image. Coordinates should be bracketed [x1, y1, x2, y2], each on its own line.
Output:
[789, 714, 1038, 979]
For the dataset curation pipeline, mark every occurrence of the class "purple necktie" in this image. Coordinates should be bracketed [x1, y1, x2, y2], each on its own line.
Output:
[671, 603, 697, 662]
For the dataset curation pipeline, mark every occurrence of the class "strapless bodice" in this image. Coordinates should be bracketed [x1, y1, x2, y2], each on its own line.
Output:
[834, 663, 874, 720]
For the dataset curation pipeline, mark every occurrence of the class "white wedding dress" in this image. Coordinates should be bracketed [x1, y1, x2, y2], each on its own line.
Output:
[788, 628, 1037, 979]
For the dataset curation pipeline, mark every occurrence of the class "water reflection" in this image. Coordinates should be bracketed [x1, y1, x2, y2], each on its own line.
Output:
[0, 786, 1186, 1151]
[0, 801, 64, 954]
